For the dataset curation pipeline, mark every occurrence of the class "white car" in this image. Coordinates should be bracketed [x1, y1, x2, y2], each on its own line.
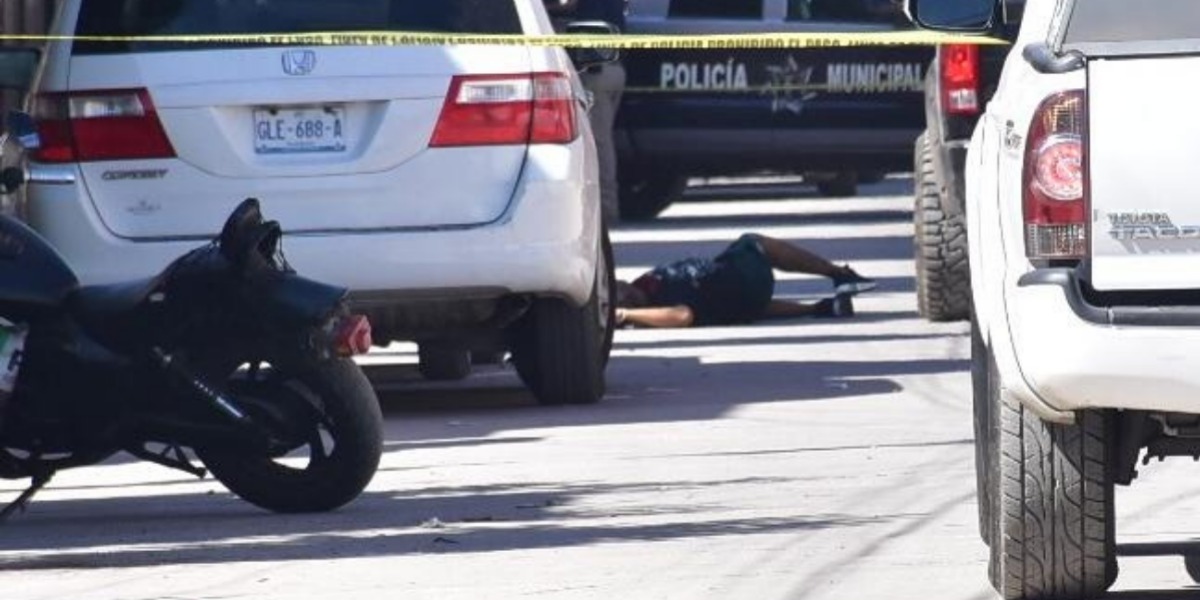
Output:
[16, 0, 614, 405]
[911, 0, 1200, 597]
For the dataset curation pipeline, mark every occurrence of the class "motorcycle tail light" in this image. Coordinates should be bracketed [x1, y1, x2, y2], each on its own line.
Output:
[333, 314, 373, 357]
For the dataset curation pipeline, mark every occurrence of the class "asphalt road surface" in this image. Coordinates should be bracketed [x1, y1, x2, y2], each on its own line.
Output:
[5, 177, 1200, 600]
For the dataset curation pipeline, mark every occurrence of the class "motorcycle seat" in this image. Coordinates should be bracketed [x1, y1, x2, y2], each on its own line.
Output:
[68, 277, 161, 336]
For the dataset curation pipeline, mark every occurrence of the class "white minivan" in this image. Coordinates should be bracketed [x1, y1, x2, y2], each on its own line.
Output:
[17, 0, 615, 405]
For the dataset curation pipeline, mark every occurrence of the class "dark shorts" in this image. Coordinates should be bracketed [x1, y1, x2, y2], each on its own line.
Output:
[711, 234, 775, 322]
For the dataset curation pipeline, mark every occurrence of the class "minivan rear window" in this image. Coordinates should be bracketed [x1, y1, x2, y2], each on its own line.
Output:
[74, 0, 522, 54]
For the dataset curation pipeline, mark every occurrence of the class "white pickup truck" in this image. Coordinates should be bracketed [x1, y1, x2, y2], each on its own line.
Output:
[909, 0, 1200, 598]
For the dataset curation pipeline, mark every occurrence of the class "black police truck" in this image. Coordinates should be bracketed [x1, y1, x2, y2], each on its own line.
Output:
[912, 0, 1020, 322]
[615, 0, 934, 220]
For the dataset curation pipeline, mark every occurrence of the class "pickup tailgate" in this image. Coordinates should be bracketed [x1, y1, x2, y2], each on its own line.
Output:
[1088, 55, 1200, 291]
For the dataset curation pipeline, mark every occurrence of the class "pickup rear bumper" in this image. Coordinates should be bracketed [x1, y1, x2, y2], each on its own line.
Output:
[1003, 267, 1200, 415]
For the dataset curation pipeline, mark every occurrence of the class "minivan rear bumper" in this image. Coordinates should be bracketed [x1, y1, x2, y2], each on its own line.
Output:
[1003, 268, 1200, 415]
[25, 149, 600, 310]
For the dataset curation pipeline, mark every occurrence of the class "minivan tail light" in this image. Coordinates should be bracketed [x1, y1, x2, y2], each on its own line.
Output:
[1023, 90, 1087, 260]
[31, 89, 176, 163]
[941, 44, 980, 116]
[430, 73, 577, 147]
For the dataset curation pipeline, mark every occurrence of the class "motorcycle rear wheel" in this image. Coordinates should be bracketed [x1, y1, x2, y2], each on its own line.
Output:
[196, 358, 383, 513]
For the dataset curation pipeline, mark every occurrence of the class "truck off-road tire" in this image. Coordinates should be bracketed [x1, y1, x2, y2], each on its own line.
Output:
[509, 228, 614, 405]
[417, 342, 471, 382]
[198, 358, 383, 513]
[988, 349, 1118, 599]
[618, 174, 685, 221]
[914, 133, 971, 322]
[816, 172, 858, 197]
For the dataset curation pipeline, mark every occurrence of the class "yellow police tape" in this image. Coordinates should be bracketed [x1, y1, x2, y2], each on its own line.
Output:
[0, 30, 1007, 49]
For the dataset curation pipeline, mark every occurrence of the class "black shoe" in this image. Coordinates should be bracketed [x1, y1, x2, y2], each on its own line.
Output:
[813, 293, 854, 318]
[832, 266, 877, 295]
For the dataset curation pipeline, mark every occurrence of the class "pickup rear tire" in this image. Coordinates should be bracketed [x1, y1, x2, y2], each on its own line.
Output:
[987, 347, 1117, 599]
[914, 132, 971, 322]
[619, 174, 685, 221]
[509, 227, 614, 405]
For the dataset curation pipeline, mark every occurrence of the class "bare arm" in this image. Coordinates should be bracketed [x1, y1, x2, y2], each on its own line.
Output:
[616, 305, 696, 328]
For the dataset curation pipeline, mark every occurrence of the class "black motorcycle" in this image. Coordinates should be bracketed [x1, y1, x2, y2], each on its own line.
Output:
[0, 141, 382, 517]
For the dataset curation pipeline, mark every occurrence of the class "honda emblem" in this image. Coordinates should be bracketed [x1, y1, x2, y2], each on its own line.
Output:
[282, 50, 317, 76]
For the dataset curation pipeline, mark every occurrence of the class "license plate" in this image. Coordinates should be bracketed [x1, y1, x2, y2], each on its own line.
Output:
[0, 318, 27, 394]
[253, 105, 346, 154]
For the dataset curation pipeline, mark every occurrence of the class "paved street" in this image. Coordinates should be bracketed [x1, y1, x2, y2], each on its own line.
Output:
[4, 178, 1200, 600]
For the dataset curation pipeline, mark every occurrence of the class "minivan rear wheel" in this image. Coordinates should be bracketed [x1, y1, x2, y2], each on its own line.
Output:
[509, 228, 614, 405]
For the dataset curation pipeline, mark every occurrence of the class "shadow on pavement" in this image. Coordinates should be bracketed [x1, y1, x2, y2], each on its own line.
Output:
[1113, 542, 1200, 598]
[0, 478, 892, 569]
[368, 353, 966, 432]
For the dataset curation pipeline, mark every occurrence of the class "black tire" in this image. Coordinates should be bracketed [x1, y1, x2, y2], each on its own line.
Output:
[618, 173, 685, 221]
[988, 347, 1117, 599]
[599, 225, 617, 364]
[972, 314, 994, 547]
[509, 227, 614, 405]
[914, 132, 971, 322]
[816, 172, 858, 197]
[197, 358, 383, 513]
[418, 343, 471, 381]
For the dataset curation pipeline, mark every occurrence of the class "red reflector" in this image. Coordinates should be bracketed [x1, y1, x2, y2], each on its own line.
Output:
[941, 44, 980, 116]
[333, 314, 373, 357]
[32, 89, 176, 163]
[430, 73, 576, 147]
[530, 75, 576, 144]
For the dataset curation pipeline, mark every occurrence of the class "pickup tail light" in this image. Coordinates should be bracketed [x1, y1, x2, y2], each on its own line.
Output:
[941, 44, 980, 116]
[31, 89, 176, 163]
[1023, 90, 1087, 260]
[430, 72, 577, 147]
